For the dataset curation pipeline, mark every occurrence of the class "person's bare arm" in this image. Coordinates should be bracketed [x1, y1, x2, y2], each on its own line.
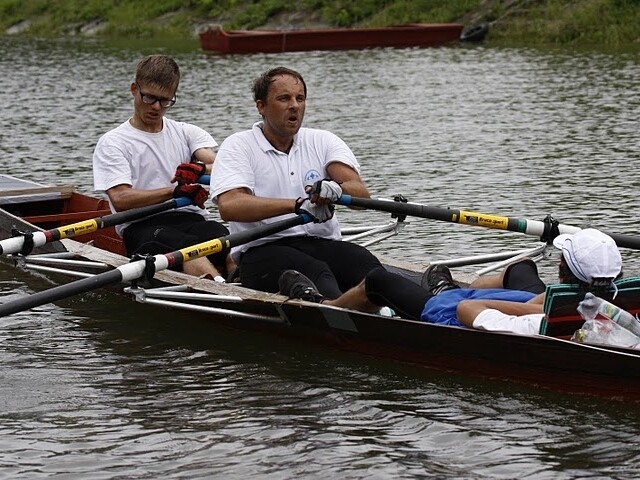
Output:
[216, 187, 297, 222]
[457, 299, 544, 328]
[216, 161, 369, 221]
[326, 162, 369, 198]
[107, 184, 175, 211]
[468, 274, 504, 289]
[527, 293, 545, 304]
[322, 162, 369, 210]
[192, 147, 215, 174]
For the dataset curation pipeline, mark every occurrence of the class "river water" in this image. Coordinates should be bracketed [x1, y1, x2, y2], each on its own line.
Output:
[1, 36, 639, 478]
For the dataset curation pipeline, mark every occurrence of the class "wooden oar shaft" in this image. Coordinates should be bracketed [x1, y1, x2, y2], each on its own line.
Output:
[0, 198, 191, 256]
[0, 214, 310, 318]
[338, 195, 640, 250]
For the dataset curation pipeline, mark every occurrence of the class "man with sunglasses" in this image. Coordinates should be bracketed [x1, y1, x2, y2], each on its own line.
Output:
[93, 54, 232, 280]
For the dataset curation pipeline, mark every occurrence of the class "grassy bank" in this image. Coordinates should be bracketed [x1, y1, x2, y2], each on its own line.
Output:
[1, 0, 639, 50]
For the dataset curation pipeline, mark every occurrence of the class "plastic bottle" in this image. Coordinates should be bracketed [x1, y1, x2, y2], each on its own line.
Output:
[378, 306, 396, 317]
[577, 292, 640, 336]
[571, 318, 640, 350]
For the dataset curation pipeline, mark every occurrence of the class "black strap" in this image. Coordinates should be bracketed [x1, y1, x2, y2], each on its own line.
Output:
[540, 215, 560, 244]
[130, 253, 157, 283]
[392, 194, 407, 222]
[11, 228, 35, 256]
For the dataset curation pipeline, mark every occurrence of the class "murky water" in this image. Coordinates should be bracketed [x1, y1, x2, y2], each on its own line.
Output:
[1, 36, 639, 478]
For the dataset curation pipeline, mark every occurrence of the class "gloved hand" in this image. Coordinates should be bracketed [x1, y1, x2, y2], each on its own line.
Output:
[173, 184, 208, 209]
[173, 161, 207, 184]
[307, 178, 342, 204]
[295, 197, 334, 223]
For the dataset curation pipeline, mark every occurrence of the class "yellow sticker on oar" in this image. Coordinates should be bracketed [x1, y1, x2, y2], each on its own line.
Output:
[59, 220, 99, 239]
[180, 239, 223, 261]
[459, 210, 509, 230]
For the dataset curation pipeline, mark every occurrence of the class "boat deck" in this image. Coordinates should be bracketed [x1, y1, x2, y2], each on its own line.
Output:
[0, 175, 119, 255]
[0, 174, 74, 206]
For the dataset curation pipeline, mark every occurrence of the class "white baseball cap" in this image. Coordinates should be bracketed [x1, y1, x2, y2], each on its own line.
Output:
[552, 228, 622, 284]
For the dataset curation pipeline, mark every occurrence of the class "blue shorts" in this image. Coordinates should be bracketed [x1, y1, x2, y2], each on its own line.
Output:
[421, 288, 537, 327]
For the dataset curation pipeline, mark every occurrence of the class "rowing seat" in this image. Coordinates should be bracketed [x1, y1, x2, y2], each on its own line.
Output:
[543, 277, 640, 337]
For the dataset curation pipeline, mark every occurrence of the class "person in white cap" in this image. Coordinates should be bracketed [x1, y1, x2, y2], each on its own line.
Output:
[552, 228, 623, 287]
[456, 228, 623, 334]
[278, 228, 624, 336]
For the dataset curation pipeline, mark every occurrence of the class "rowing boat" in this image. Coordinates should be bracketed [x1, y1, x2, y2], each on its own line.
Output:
[2, 174, 640, 403]
[198, 23, 465, 54]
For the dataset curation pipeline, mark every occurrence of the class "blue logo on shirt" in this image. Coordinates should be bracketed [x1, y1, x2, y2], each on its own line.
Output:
[305, 170, 322, 183]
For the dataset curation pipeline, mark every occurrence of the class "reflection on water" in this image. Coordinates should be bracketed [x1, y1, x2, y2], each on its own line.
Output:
[1, 36, 640, 478]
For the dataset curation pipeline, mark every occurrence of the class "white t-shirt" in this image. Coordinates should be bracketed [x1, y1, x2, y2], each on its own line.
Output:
[210, 122, 360, 262]
[472, 309, 545, 336]
[93, 117, 217, 235]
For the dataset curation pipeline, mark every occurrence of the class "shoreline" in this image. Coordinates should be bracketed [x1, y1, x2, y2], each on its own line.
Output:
[2, 1, 639, 52]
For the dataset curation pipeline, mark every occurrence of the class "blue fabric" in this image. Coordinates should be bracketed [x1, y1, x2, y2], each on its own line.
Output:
[421, 288, 537, 327]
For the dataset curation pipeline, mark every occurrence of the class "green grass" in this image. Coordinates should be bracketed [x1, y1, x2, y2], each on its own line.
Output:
[485, 0, 640, 49]
[1, 0, 639, 50]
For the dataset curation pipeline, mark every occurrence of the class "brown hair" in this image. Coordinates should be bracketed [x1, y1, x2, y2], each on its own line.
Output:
[252, 66, 307, 102]
[135, 55, 180, 91]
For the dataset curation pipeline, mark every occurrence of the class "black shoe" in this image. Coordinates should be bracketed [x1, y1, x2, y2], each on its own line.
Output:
[278, 270, 325, 303]
[421, 264, 459, 295]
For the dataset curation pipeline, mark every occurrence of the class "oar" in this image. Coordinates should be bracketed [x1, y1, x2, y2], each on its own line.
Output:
[0, 214, 311, 318]
[337, 195, 640, 250]
[0, 197, 194, 256]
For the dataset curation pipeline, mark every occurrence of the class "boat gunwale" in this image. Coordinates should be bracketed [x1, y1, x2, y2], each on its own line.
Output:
[215, 23, 465, 37]
[199, 23, 465, 54]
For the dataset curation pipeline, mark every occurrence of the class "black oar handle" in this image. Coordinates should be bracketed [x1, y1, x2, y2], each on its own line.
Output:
[94, 197, 190, 229]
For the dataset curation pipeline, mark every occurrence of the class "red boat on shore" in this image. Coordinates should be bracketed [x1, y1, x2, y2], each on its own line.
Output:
[199, 23, 465, 54]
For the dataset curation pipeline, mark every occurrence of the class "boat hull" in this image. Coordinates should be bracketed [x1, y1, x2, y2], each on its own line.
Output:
[199, 24, 465, 54]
